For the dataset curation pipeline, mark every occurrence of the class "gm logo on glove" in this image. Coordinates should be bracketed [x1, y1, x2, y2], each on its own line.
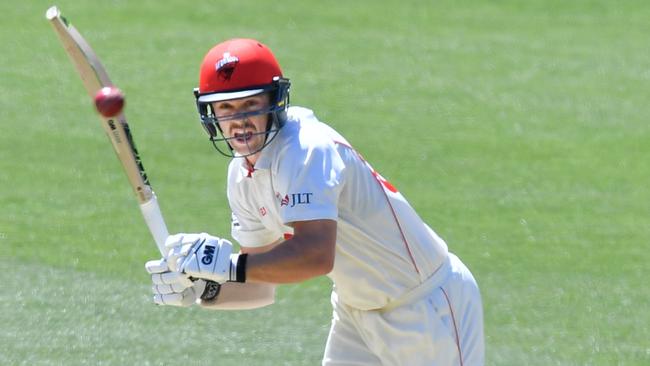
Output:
[201, 244, 216, 265]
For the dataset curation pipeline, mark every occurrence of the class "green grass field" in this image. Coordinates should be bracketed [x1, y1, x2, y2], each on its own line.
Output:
[2, 0, 649, 364]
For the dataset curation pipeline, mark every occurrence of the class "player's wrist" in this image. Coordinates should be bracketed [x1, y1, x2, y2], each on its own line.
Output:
[229, 253, 248, 283]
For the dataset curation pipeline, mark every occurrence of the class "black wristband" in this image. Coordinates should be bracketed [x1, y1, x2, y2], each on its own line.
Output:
[235, 253, 248, 283]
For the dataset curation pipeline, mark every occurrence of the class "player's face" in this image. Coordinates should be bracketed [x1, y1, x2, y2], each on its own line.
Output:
[212, 93, 271, 158]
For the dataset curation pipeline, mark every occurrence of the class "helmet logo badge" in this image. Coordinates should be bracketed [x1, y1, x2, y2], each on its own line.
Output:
[215, 52, 239, 81]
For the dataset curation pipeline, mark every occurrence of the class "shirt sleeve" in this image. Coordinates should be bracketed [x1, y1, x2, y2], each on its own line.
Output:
[274, 138, 345, 224]
[227, 165, 282, 248]
[229, 197, 281, 247]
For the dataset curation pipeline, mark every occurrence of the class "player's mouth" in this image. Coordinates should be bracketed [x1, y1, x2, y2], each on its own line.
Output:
[233, 131, 255, 144]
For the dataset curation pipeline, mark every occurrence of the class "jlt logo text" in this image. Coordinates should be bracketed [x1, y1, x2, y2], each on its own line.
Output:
[281, 193, 313, 207]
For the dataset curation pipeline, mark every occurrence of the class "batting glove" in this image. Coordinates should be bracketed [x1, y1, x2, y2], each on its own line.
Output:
[145, 259, 208, 307]
[165, 233, 247, 284]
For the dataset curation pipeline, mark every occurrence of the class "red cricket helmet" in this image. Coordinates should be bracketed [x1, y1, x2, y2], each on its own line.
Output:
[193, 38, 291, 157]
[197, 38, 283, 102]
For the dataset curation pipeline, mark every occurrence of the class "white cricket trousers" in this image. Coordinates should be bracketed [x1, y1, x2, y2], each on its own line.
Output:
[322, 253, 484, 366]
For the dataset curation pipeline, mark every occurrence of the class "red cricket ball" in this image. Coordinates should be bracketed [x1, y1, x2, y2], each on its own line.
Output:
[94, 86, 125, 118]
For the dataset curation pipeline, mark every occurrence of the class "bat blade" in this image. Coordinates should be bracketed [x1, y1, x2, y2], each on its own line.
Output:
[46, 6, 169, 256]
[46, 6, 111, 97]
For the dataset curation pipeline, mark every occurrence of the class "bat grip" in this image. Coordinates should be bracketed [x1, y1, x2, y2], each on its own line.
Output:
[139, 194, 169, 256]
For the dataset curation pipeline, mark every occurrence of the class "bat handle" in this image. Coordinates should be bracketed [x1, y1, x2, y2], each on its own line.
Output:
[139, 194, 169, 257]
[140, 196, 220, 301]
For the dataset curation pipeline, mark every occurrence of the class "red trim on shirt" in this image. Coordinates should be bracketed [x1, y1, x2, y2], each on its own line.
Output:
[243, 158, 256, 178]
[441, 287, 464, 366]
[333, 140, 420, 275]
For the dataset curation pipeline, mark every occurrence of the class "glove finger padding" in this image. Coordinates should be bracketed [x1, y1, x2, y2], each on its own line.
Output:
[149, 274, 204, 307]
[193, 279, 207, 297]
[165, 233, 206, 250]
[145, 259, 169, 274]
[167, 243, 195, 272]
[164, 233, 189, 249]
[165, 233, 212, 271]
[153, 282, 191, 295]
[153, 290, 192, 307]
[145, 253, 210, 308]
[151, 271, 193, 287]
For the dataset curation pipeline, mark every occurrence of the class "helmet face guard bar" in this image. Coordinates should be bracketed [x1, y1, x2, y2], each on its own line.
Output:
[194, 77, 290, 158]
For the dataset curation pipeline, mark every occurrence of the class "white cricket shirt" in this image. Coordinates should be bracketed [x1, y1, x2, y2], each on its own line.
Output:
[227, 107, 449, 310]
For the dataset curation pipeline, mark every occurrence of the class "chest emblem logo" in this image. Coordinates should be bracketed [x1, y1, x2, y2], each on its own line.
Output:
[279, 193, 313, 207]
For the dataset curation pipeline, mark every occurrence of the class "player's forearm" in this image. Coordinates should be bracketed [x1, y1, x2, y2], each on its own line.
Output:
[199, 282, 275, 310]
[245, 221, 336, 283]
[161, 222, 336, 285]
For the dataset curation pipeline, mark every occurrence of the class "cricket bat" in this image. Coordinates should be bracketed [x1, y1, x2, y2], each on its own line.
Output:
[45, 6, 169, 256]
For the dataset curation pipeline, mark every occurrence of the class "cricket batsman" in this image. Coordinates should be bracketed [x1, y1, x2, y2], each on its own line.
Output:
[145, 38, 485, 365]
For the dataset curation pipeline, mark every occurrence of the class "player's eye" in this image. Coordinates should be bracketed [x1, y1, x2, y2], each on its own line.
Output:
[244, 99, 261, 110]
[216, 102, 233, 110]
